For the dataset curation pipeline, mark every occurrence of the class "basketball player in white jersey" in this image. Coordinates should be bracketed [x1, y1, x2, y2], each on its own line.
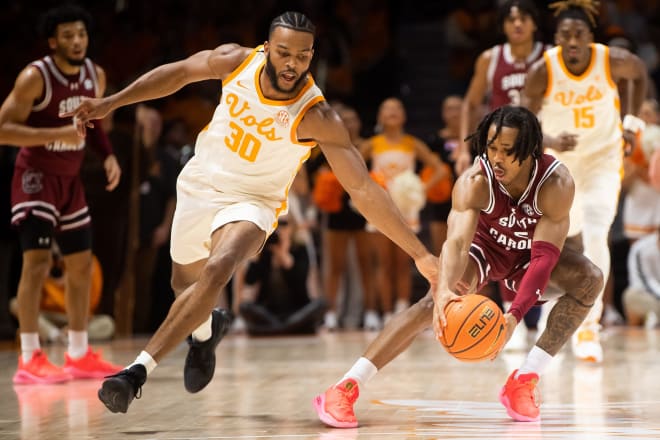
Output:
[522, 0, 648, 362]
[66, 11, 438, 414]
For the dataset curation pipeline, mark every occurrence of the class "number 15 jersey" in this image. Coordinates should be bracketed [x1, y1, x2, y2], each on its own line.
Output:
[539, 43, 622, 158]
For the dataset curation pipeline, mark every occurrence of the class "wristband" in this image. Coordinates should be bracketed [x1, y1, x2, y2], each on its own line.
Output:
[623, 114, 646, 133]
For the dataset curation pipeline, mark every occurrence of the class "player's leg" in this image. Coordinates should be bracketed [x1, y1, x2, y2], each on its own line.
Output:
[499, 246, 602, 422]
[13, 216, 70, 384]
[314, 257, 480, 428]
[572, 164, 620, 362]
[98, 220, 266, 413]
[394, 244, 412, 313]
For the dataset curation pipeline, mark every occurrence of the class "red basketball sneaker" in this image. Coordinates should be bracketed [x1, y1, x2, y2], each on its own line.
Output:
[63, 348, 122, 379]
[499, 369, 541, 422]
[13, 350, 72, 385]
[313, 378, 360, 428]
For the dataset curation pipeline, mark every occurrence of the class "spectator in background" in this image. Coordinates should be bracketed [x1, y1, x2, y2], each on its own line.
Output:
[238, 216, 326, 336]
[623, 225, 660, 327]
[0, 147, 18, 340]
[360, 97, 446, 320]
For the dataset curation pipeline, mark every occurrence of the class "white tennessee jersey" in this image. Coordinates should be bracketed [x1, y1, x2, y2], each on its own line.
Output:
[187, 45, 325, 209]
[539, 43, 623, 157]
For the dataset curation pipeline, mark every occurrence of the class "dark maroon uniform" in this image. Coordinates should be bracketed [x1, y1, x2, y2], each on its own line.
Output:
[10, 56, 103, 237]
[469, 153, 561, 296]
[487, 42, 548, 110]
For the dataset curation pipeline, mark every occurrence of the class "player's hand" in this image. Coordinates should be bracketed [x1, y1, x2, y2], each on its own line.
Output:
[104, 154, 121, 191]
[432, 290, 461, 340]
[547, 132, 578, 152]
[61, 97, 112, 137]
[489, 313, 518, 360]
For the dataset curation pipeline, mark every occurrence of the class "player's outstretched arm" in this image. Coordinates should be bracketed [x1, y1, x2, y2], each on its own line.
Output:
[65, 44, 251, 132]
[434, 165, 488, 335]
[302, 101, 438, 285]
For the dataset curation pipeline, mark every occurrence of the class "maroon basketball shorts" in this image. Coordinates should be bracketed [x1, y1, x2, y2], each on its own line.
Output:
[11, 167, 91, 254]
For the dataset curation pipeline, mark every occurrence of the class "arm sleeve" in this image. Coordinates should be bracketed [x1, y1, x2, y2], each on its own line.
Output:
[85, 121, 113, 159]
[508, 240, 561, 322]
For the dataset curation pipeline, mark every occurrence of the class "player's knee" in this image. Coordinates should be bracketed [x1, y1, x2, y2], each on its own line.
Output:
[577, 261, 603, 304]
[21, 251, 52, 279]
[203, 251, 241, 286]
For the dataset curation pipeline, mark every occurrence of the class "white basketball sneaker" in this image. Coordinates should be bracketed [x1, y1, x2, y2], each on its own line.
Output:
[571, 322, 603, 363]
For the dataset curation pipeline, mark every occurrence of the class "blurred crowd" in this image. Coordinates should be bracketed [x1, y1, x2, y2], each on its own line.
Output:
[1, 0, 659, 342]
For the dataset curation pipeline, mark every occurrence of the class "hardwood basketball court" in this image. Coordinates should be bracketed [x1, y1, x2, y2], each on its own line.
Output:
[1, 327, 659, 439]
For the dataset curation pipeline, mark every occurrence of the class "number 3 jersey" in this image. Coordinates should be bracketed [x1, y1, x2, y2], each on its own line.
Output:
[539, 43, 622, 158]
[182, 45, 325, 209]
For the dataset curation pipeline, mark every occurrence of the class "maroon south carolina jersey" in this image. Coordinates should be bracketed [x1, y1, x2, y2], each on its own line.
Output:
[469, 153, 561, 286]
[15, 55, 101, 176]
[486, 42, 549, 110]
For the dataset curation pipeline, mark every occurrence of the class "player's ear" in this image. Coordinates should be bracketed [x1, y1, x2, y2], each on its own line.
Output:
[48, 37, 57, 51]
[263, 41, 270, 54]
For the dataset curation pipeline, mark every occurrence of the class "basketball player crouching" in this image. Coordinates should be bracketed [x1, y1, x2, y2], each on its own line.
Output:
[314, 105, 603, 425]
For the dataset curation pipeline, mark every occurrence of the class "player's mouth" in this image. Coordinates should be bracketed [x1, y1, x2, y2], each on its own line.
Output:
[493, 167, 505, 179]
[280, 71, 297, 84]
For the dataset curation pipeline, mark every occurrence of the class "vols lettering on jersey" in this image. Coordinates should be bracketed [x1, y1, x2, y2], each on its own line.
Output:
[540, 43, 622, 156]
[487, 42, 547, 109]
[473, 153, 561, 280]
[16, 56, 99, 176]
[186, 46, 324, 207]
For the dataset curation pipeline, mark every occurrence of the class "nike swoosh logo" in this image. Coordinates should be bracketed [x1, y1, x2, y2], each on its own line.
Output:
[236, 80, 250, 90]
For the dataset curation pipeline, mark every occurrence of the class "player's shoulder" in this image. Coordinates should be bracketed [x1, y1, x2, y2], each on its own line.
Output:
[454, 161, 490, 209]
[13, 62, 46, 95]
[209, 44, 254, 78]
[539, 161, 574, 196]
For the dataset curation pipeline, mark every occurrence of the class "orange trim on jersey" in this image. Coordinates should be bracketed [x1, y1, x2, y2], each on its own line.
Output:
[624, 224, 658, 235]
[290, 95, 326, 146]
[254, 60, 315, 106]
[556, 44, 597, 81]
[222, 45, 263, 86]
[272, 148, 313, 228]
[543, 51, 553, 98]
[371, 134, 417, 155]
[603, 45, 617, 89]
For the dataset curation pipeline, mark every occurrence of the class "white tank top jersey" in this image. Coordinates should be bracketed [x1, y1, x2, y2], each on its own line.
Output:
[539, 43, 623, 157]
[187, 45, 325, 207]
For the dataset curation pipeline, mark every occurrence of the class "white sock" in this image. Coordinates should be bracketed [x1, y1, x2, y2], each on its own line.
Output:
[192, 314, 213, 342]
[20, 333, 40, 362]
[340, 357, 378, 387]
[516, 345, 553, 378]
[67, 330, 88, 359]
[128, 350, 158, 375]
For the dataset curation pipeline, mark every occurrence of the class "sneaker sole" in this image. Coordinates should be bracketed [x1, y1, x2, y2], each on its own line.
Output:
[98, 380, 131, 413]
[13, 370, 72, 385]
[498, 387, 540, 422]
[313, 394, 358, 428]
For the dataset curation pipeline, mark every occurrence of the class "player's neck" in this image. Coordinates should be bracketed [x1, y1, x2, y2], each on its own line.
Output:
[508, 40, 535, 61]
[562, 47, 592, 76]
[51, 53, 81, 75]
[504, 160, 534, 199]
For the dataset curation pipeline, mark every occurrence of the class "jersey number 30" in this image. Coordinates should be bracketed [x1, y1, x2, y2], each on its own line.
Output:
[225, 121, 261, 162]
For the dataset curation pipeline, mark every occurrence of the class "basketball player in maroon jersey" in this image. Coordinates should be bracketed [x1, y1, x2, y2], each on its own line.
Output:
[0, 5, 121, 384]
[455, 0, 547, 175]
[315, 106, 603, 425]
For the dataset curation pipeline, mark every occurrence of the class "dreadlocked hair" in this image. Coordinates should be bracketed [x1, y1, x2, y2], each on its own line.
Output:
[549, 0, 600, 30]
[269, 11, 316, 37]
[466, 106, 543, 164]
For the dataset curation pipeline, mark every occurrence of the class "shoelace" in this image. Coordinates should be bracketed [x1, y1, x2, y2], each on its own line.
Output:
[515, 380, 541, 408]
[331, 387, 357, 413]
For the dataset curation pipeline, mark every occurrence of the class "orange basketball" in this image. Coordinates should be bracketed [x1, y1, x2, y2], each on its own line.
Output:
[439, 294, 506, 362]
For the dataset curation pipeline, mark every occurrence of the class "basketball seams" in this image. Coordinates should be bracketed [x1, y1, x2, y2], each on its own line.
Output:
[451, 307, 504, 358]
[443, 297, 490, 349]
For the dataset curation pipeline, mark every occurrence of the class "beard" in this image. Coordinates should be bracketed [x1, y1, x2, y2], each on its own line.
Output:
[265, 55, 309, 94]
[67, 57, 85, 66]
